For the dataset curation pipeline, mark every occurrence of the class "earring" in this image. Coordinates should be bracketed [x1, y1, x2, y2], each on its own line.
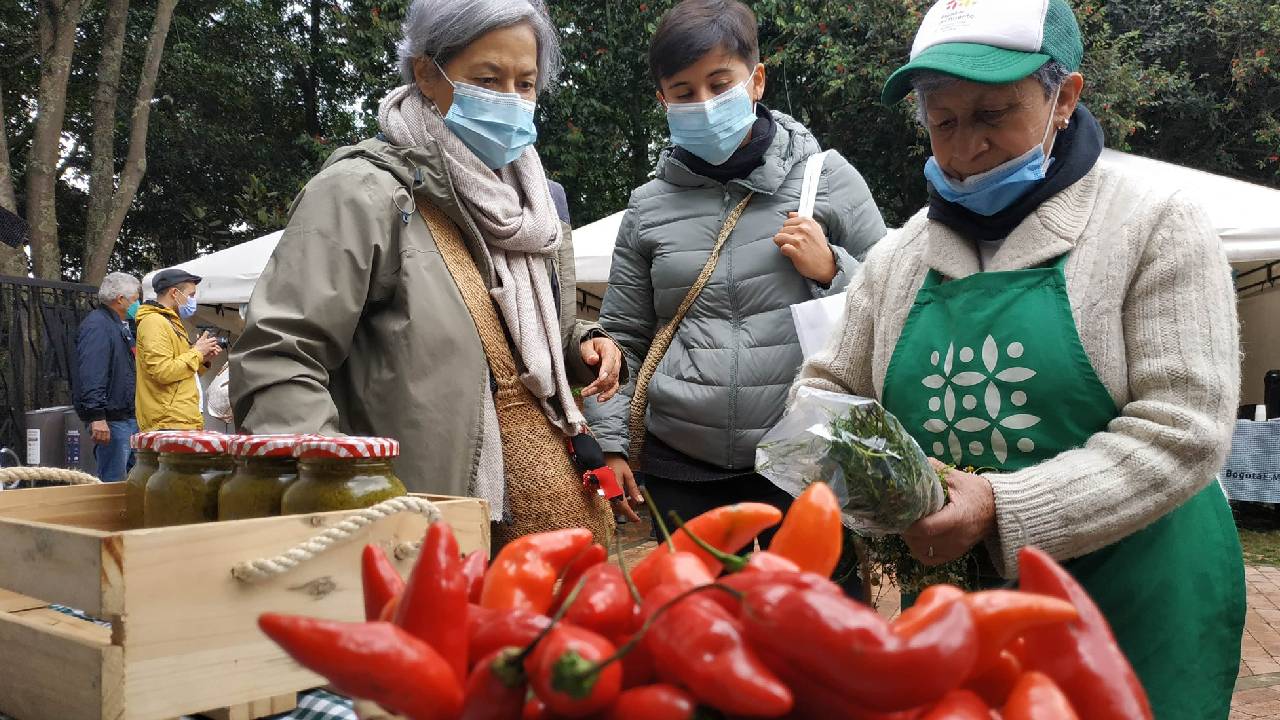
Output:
[1058, 118, 1070, 130]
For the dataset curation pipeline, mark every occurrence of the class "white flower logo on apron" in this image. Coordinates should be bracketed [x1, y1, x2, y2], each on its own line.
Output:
[919, 335, 1041, 464]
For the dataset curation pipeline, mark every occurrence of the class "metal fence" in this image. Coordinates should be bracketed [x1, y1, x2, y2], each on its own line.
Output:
[0, 275, 98, 458]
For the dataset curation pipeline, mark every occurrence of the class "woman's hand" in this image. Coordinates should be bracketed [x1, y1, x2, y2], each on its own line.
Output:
[773, 212, 837, 285]
[580, 336, 622, 402]
[903, 459, 997, 566]
[604, 452, 644, 523]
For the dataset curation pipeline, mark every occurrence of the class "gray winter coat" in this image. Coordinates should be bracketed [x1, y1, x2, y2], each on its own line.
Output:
[231, 138, 609, 496]
[583, 111, 887, 470]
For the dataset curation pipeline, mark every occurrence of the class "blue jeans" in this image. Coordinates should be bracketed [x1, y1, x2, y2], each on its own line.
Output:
[94, 418, 138, 483]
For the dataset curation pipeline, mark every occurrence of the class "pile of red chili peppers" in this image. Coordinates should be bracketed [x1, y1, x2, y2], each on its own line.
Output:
[258, 483, 1153, 720]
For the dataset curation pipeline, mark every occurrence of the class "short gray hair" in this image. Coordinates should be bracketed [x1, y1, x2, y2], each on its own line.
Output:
[397, 0, 562, 94]
[911, 60, 1072, 125]
[98, 272, 141, 304]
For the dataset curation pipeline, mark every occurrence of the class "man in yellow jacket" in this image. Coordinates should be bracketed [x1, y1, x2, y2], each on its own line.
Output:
[135, 269, 222, 431]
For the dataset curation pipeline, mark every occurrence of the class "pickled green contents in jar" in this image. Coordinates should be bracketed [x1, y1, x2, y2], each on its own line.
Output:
[125, 447, 159, 529]
[219, 435, 300, 520]
[144, 433, 235, 527]
[282, 436, 406, 515]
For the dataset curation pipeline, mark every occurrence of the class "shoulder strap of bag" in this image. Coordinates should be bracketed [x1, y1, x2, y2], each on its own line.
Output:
[626, 191, 754, 467]
[797, 149, 831, 219]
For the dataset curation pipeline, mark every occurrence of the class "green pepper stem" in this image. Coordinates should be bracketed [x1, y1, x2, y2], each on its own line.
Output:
[611, 530, 642, 605]
[572, 582, 745, 679]
[667, 510, 747, 573]
[641, 487, 676, 554]
[515, 574, 591, 664]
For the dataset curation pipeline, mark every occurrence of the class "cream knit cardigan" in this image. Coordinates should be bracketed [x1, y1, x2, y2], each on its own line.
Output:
[793, 159, 1241, 577]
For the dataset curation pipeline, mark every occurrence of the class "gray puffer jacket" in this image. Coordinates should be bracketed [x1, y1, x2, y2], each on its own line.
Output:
[584, 111, 887, 470]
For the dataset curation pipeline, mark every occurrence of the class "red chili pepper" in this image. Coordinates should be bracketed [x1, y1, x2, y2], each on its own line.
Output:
[742, 583, 977, 712]
[361, 544, 405, 621]
[551, 543, 608, 613]
[469, 606, 551, 671]
[961, 589, 1077, 674]
[711, 569, 843, 614]
[606, 683, 697, 720]
[460, 647, 526, 720]
[667, 510, 800, 576]
[891, 583, 965, 636]
[482, 528, 594, 614]
[918, 689, 992, 720]
[646, 550, 716, 595]
[379, 593, 400, 622]
[258, 615, 462, 720]
[528, 623, 623, 718]
[630, 503, 783, 591]
[1017, 547, 1153, 720]
[642, 584, 793, 717]
[562, 563, 638, 641]
[1002, 671, 1081, 720]
[394, 522, 469, 683]
[618, 616, 657, 689]
[964, 649, 1023, 707]
[522, 695, 551, 720]
[768, 482, 843, 577]
[462, 549, 489, 604]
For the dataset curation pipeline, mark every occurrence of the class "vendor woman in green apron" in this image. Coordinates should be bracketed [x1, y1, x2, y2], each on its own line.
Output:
[793, 0, 1244, 717]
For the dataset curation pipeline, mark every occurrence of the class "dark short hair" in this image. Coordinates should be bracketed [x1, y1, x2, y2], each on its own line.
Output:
[649, 0, 760, 85]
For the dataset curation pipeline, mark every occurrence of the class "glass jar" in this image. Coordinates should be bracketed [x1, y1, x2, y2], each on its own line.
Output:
[125, 431, 168, 529]
[282, 436, 406, 515]
[145, 433, 235, 527]
[218, 435, 301, 520]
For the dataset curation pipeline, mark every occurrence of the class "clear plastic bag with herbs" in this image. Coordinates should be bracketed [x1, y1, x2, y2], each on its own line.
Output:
[757, 387, 946, 535]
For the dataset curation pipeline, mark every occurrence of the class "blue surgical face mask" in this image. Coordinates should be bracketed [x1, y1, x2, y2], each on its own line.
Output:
[177, 289, 198, 318]
[665, 78, 758, 166]
[126, 300, 140, 320]
[924, 90, 1062, 216]
[436, 61, 538, 170]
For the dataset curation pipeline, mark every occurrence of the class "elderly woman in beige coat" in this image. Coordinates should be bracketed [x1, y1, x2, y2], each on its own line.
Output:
[232, 0, 638, 543]
[792, 1, 1243, 718]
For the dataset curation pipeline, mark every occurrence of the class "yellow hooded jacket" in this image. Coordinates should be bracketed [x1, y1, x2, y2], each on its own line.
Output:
[134, 302, 205, 431]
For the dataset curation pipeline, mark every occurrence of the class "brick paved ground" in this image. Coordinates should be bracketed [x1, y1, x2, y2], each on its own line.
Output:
[617, 513, 1280, 717]
[1231, 565, 1280, 718]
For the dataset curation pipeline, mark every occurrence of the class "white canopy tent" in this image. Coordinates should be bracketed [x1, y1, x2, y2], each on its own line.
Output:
[141, 230, 283, 305]
[141, 150, 1280, 306]
[1098, 149, 1280, 263]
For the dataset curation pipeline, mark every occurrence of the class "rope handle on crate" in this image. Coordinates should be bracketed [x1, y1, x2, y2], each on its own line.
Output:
[0, 466, 101, 487]
[230, 495, 444, 583]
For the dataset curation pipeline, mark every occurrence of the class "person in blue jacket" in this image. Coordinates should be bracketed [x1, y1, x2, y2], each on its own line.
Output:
[73, 272, 142, 481]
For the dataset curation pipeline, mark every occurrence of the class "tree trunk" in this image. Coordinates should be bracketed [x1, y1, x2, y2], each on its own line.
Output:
[0, 79, 30, 277]
[0, 78, 16, 214]
[27, 0, 89, 280]
[81, 0, 132, 282]
[82, 0, 180, 285]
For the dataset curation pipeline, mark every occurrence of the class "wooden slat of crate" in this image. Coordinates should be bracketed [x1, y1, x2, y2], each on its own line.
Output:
[0, 482, 128, 530]
[0, 516, 120, 617]
[118, 495, 487, 718]
[0, 589, 122, 720]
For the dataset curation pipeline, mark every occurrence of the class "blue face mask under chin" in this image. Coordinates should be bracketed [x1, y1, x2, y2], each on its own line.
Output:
[665, 78, 758, 166]
[924, 92, 1062, 216]
[436, 61, 538, 170]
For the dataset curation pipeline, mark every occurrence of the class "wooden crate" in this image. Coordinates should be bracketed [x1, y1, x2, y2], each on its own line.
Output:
[0, 483, 489, 720]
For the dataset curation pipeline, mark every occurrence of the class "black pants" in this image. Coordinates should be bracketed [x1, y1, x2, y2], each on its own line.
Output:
[642, 473, 863, 600]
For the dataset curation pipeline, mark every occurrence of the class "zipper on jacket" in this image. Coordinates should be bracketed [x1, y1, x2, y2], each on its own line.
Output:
[724, 188, 742, 469]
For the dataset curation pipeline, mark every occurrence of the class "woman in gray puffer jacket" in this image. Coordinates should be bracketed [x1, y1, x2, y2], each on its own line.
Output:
[583, 0, 887, 561]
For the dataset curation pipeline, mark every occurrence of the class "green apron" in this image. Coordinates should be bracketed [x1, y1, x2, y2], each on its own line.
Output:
[881, 254, 1244, 720]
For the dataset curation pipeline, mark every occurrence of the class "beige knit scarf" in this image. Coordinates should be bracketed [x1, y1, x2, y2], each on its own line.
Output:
[378, 85, 586, 437]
